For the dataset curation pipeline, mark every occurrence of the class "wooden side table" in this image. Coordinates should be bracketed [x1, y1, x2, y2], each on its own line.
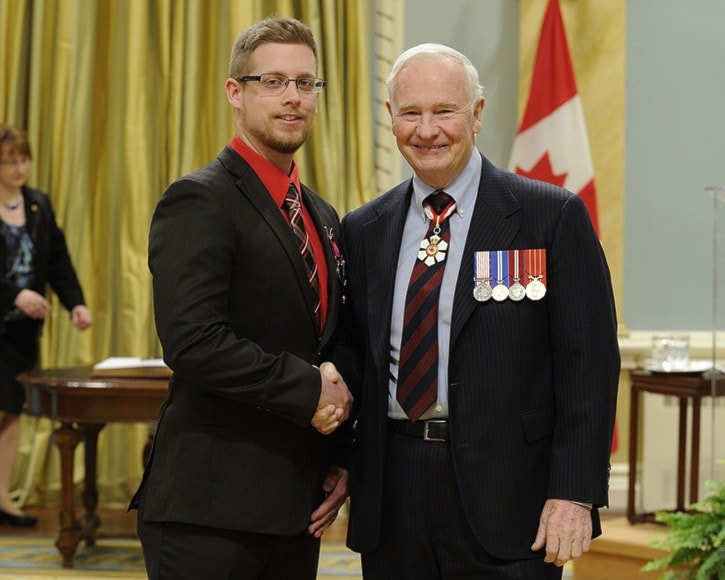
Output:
[20, 367, 169, 568]
[627, 370, 725, 524]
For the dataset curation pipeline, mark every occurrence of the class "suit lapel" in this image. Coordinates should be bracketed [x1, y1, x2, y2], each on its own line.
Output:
[302, 187, 341, 347]
[450, 156, 522, 348]
[363, 183, 412, 376]
[221, 149, 322, 334]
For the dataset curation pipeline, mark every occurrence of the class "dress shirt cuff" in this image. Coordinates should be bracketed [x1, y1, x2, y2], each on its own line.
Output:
[570, 501, 593, 509]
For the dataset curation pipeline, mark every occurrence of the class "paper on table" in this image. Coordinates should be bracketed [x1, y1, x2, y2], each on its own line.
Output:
[94, 357, 167, 369]
[92, 357, 171, 378]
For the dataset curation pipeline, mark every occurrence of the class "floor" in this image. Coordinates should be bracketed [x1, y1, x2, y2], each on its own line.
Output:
[1, 507, 620, 578]
[3, 505, 618, 543]
[0, 505, 349, 543]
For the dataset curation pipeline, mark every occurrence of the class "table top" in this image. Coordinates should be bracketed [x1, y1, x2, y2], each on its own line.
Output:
[20, 367, 169, 424]
[630, 369, 725, 397]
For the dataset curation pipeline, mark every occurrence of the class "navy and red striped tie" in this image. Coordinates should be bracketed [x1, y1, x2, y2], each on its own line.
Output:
[397, 191, 455, 421]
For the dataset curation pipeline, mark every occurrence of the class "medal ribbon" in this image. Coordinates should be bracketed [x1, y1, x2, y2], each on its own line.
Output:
[525, 248, 547, 286]
[423, 197, 457, 231]
[509, 249, 522, 283]
[474, 251, 490, 282]
[492, 250, 508, 285]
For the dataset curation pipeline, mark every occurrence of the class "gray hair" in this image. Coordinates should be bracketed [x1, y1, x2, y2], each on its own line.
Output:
[386, 43, 483, 108]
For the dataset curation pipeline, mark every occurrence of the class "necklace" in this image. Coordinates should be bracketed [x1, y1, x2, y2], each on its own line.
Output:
[2, 197, 22, 210]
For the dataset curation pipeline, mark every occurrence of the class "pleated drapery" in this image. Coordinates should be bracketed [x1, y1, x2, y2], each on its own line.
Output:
[0, 0, 374, 508]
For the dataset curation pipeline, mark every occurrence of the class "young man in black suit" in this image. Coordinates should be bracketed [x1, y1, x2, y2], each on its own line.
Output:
[131, 16, 352, 579]
[336, 44, 619, 578]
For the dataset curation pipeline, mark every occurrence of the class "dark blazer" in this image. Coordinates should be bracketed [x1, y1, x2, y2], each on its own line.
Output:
[131, 146, 346, 536]
[0, 186, 86, 334]
[338, 154, 620, 560]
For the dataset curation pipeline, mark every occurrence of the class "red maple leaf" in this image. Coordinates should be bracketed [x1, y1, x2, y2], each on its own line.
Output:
[515, 152, 567, 188]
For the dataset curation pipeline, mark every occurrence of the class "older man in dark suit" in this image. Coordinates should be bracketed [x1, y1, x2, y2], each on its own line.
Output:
[130, 16, 352, 580]
[336, 43, 619, 579]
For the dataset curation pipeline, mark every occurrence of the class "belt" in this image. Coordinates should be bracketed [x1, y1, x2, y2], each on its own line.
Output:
[388, 419, 450, 442]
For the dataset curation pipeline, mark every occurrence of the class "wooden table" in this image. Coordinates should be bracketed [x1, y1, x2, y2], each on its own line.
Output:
[20, 367, 169, 568]
[627, 369, 725, 524]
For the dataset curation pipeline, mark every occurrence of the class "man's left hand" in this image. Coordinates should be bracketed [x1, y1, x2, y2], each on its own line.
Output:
[531, 498, 592, 566]
[308, 465, 348, 538]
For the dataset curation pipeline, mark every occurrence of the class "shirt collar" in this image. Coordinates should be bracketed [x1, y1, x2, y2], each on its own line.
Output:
[230, 135, 301, 207]
[411, 150, 481, 221]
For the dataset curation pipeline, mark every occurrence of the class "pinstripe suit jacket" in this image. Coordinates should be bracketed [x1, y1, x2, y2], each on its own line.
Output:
[338, 153, 620, 560]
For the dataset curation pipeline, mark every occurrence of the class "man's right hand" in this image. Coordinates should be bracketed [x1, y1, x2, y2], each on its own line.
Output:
[312, 362, 353, 435]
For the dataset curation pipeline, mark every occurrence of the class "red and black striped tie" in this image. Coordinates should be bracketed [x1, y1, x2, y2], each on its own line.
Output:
[283, 183, 321, 330]
[396, 191, 455, 421]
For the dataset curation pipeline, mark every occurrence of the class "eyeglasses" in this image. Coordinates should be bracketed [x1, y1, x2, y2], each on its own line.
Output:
[0, 157, 30, 167]
[236, 73, 325, 96]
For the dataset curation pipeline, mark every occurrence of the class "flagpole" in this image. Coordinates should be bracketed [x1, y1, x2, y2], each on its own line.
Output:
[705, 186, 724, 482]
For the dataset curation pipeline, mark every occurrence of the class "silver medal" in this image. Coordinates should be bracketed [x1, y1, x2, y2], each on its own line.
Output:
[526, 279, 546, 301]
[473, 282, 492, 302]
[509, 282, 526, 301]
[492, 284, 509, 302]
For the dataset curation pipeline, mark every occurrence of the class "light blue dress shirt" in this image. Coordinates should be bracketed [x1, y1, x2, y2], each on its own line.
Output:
[388, 151, 482, 420]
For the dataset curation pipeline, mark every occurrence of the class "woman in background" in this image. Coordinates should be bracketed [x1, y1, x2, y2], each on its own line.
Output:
[0, 124, 92, 526]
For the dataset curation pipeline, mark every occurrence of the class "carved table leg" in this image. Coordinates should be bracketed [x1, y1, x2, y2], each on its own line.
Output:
[53, 422, 83, 568]
[79, 424, 104, 546]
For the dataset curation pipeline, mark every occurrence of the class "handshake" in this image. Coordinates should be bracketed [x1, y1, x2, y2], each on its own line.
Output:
[312, 362, 353, 435]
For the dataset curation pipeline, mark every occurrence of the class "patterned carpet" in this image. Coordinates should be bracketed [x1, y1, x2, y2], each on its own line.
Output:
[0, 537, 361, 579]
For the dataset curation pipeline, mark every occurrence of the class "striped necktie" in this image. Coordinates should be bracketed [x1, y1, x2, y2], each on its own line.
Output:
[396, 191, 456, 421]
[283, 183, 321, 330]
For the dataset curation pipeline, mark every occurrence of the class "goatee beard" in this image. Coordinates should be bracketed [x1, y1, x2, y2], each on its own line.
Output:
[268, 133, 307, 155]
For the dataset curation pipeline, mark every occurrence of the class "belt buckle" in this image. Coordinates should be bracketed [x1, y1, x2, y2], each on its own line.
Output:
[423, 419, 447, 442]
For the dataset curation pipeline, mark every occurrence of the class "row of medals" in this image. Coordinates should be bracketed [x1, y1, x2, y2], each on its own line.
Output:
[420, 233, 546, 303]
[473, 275, 546, 302]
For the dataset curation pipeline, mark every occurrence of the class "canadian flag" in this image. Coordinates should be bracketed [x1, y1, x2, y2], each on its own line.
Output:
[509, 0, 618, 452]
[508, 0, 599, 236]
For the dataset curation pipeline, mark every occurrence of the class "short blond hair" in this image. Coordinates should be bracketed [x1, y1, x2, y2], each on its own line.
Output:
[229, 16, 318, 79]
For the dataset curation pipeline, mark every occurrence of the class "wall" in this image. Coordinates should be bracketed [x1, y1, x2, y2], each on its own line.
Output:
[625, 1, 725, 331]
[399, 0, 520, 173]
[404, 0, 725, 506]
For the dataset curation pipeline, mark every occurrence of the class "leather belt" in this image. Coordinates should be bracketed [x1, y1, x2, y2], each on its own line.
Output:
[388, 419, 450, 442]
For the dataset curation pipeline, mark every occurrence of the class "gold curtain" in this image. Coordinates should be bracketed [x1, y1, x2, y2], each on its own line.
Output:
[0, 0, 373, 508]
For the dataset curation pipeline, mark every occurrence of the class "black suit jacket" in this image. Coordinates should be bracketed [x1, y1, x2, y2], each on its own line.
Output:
[131, 146, 346, 536]
[0, 186, 86, 335]
[338, 154, 620, 560]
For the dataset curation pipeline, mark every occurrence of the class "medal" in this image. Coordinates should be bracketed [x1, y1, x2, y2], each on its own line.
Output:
[526, 279, 546, 300]
[491, 250, 508, 302]
[418, 235, 448, 266]
[491, 284, 508, 302]
[418, 198, 456, 267]
[524, 248, 547, 301]
[509, 283, 526, 301]
[473, 251, 492, 302]
[474, 282, 493, 302]
[508, 249, 526, 301]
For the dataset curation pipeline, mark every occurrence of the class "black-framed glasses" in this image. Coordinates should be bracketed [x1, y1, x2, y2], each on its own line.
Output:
[236, 73, 325, 96]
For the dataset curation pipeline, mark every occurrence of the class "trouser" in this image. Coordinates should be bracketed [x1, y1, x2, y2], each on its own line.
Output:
[137, 516, 320, 580]
[361, 430, 563, 579]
